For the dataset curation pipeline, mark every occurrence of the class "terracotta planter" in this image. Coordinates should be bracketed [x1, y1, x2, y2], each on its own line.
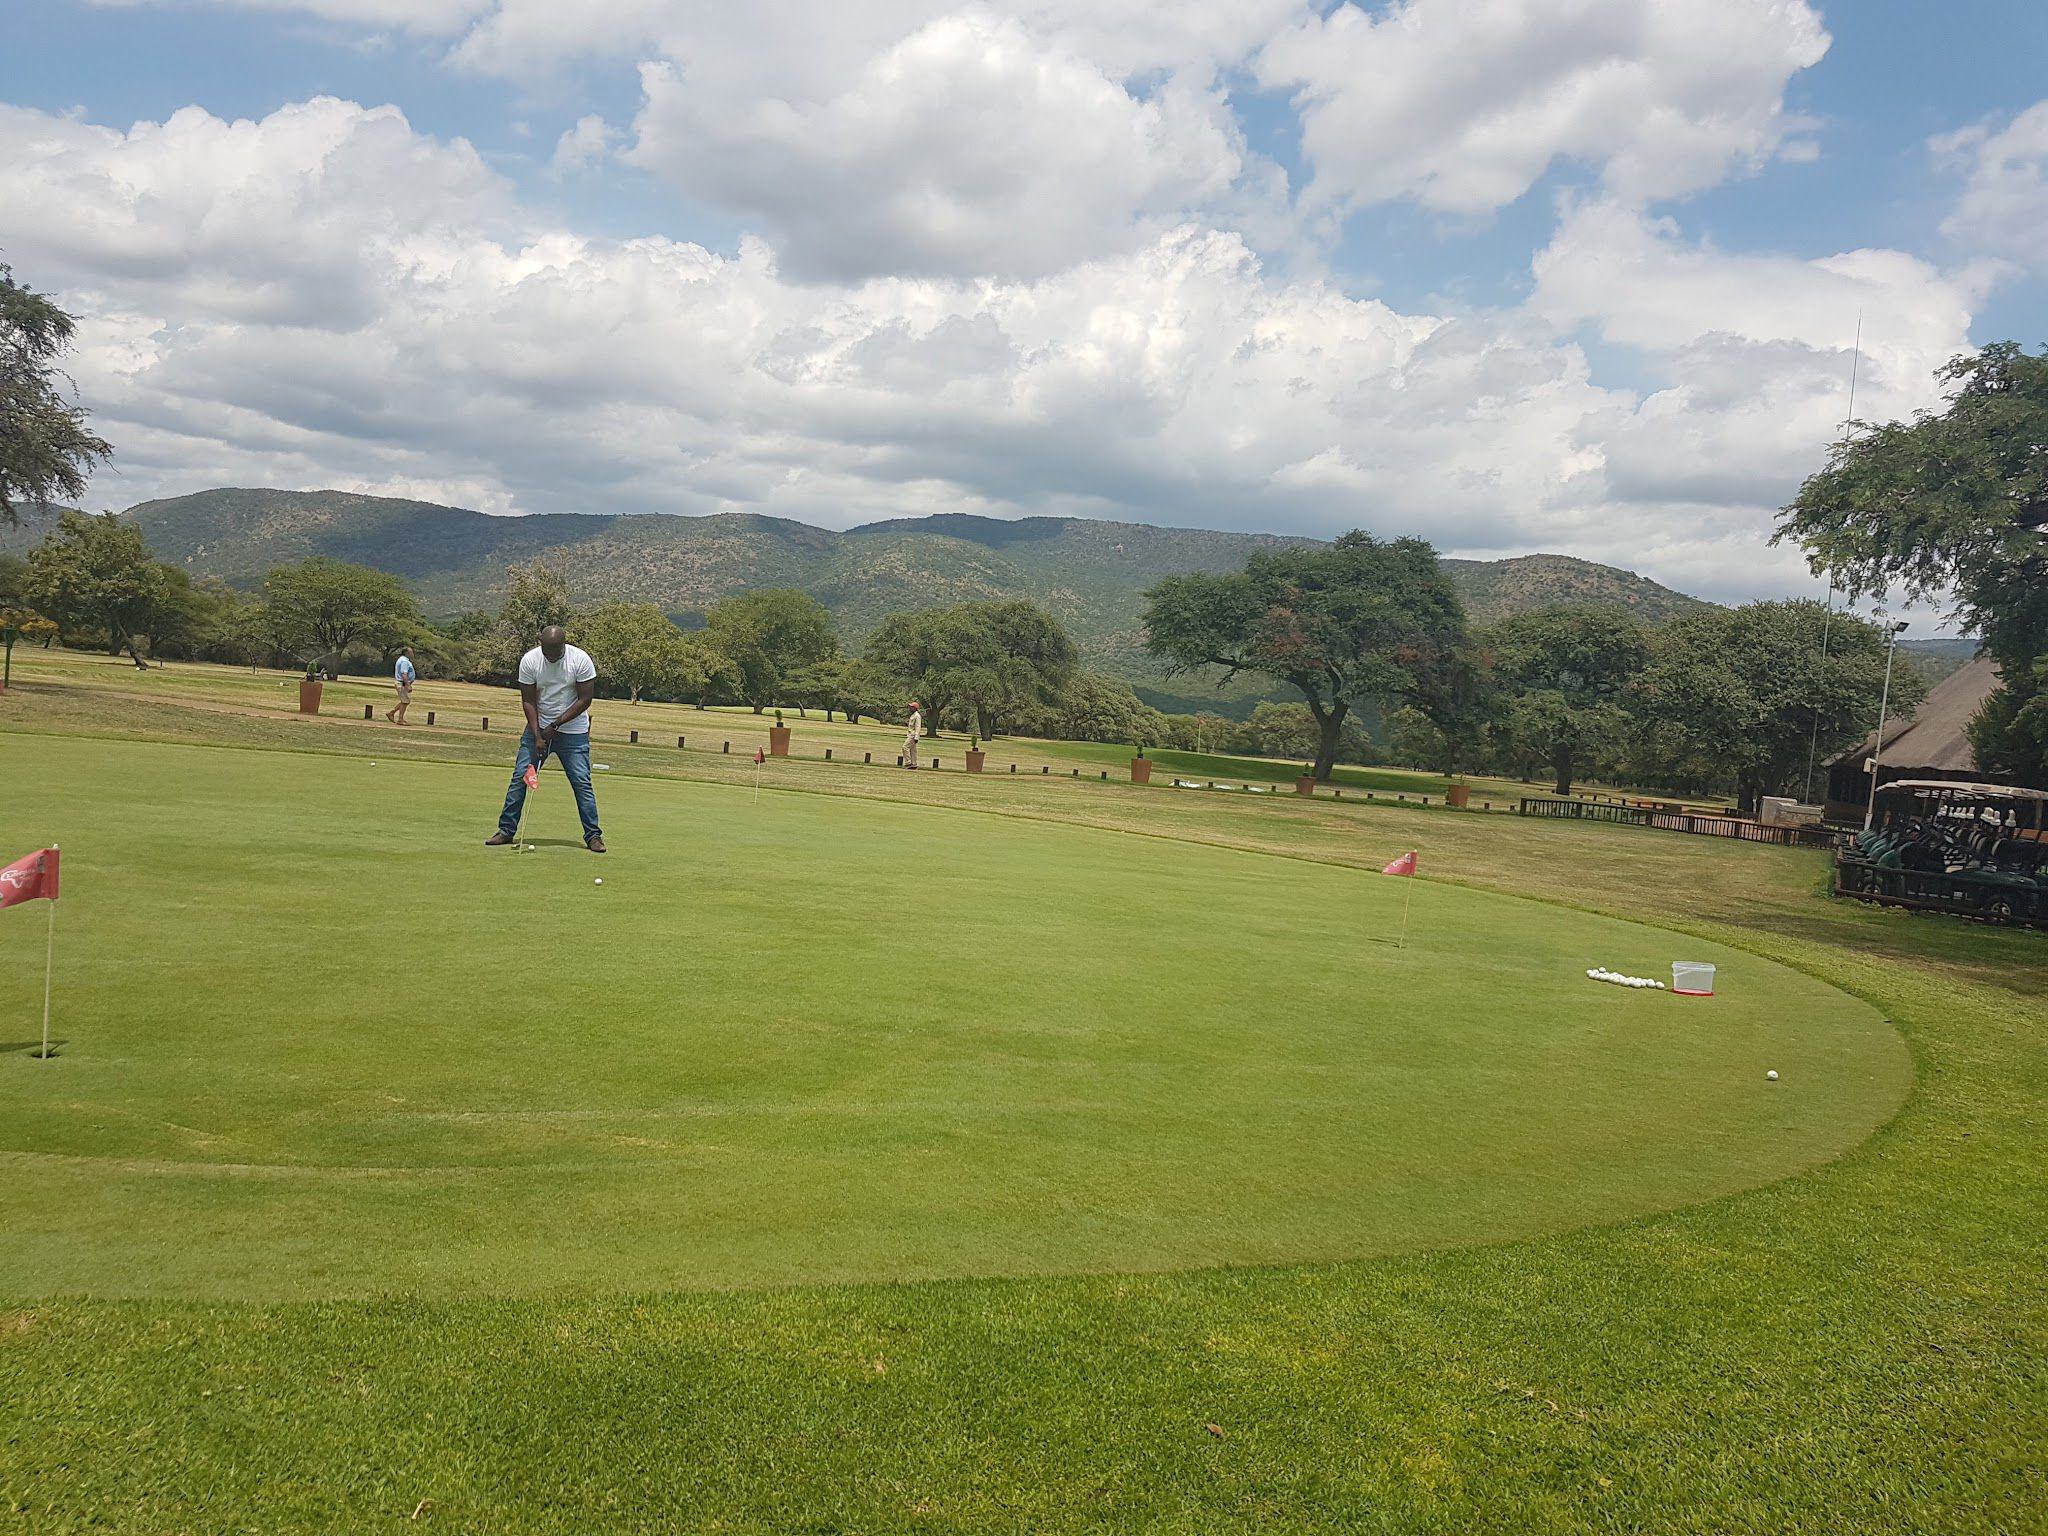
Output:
[769, 725, 791, 757]
[965, 750, 986, 774]
[1446, 783, 1470, 809]
[1130, 757, 1153, 785]
[298, 678, 323, 714]
[1295, 776, 1316, 796]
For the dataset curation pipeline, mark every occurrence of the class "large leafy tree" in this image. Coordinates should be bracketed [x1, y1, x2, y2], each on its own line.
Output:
[1, 266, 111, 526]
[863, 601, 1078, 739]
[262, 557, 421, 664]
[1635, 601, 1921, 814]
[1143, 532, 1468, 780]
[1778, 341, 2048, 784]
[705, 588, 838, 713]
[23, 510, 165, 667]
[1483, 605, 1649, 796]
[577, 601, 692, 704]
[499, 558, 574, 640]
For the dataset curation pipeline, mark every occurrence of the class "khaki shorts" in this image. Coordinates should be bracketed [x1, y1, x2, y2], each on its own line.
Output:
[395, 682, 413, 702]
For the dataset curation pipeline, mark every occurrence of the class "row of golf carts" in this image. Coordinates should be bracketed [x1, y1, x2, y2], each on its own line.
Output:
[1835, 780, 2048, 929]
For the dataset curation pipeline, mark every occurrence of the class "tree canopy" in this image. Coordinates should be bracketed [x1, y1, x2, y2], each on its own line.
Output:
[23, 511, 166, 666]
[704, 588, 838, 712]
[576, 601, 696, 704]
[1779, 341, 2047, 785]
[1636, 601, 1921, 813]
[0, 266, 112, 526]
[262, 557, 421, 663]
[1481, 605, 1649, 795]
[1143, 532, 1467, 780]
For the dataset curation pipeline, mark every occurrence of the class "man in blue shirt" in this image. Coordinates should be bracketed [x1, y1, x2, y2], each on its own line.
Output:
[386, 646, 416, 724]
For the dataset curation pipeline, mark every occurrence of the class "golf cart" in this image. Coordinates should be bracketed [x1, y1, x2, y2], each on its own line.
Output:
[1834, 780, 2048, 929]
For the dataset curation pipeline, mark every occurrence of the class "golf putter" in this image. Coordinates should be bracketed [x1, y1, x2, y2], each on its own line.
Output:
[514, 737, 551, 850]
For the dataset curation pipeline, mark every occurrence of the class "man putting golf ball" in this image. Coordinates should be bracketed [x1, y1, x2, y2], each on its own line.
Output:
[486, 624, 606, 854]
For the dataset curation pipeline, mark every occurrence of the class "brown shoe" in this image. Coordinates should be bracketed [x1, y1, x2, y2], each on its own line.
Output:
[485, 831, 516, 846]
[586, 834, 607, 854]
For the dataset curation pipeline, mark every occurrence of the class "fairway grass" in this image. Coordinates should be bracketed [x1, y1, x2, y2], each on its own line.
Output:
[0, 674, 2039, 1535]
[0, 737, 1902, 1301]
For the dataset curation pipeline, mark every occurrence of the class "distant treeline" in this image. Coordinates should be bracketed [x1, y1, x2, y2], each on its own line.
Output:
[1, 510, 1928, 810]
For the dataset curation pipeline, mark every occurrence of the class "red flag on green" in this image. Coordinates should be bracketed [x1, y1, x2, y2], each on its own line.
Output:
[0, 846, 58, 907]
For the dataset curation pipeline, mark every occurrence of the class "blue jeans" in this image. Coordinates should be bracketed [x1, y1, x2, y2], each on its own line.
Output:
[498, 729, 601, 841]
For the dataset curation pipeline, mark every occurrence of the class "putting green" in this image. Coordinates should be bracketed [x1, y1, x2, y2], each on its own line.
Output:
[0, 736, 1909, 1302]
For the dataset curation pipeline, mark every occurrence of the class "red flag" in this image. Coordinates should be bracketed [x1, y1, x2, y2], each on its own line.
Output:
[1381, 850, 1416, 877]
[0, 847, 58, 907]
[522, 762, 539, 790]
[754, 747, 765, 764]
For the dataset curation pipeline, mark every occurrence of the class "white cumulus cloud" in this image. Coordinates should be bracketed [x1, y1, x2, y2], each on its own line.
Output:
[1935, 99, 2048, 270]
[1258, 0, 1830, 216]
[0, 93, 1994, 610]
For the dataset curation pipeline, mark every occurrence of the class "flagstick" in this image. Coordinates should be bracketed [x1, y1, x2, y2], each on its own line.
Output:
[1398, 872, 1414, 951]
[39, 895, 54, 1061]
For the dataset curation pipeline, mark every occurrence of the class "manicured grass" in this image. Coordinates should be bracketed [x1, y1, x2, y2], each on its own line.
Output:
[0, 736, 1897, 1302]
[0, 669, 2039, 1534]
[1, 646, 1704, 806]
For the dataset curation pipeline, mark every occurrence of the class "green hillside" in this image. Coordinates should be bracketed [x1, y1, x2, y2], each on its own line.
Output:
[16, 488, 1713, 709]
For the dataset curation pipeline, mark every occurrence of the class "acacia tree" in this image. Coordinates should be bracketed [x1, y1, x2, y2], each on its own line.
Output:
[704, 588, 837, 712]
[1779, 341, 2048, 785]
[262, 557, 420, 666]
[1, 266, 112, 526]
[1482, 606, 1650, 796]
[1635, 601, 1921, 814]
[1143, 532, 1467, 781]
[23, 510, 166, 667]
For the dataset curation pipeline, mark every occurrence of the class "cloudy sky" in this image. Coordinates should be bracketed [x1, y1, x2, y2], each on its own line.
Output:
[5, 1, 2046, 614]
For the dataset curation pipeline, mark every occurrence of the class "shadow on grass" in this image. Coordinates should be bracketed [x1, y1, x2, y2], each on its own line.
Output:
[4, 1039, 67, 1056]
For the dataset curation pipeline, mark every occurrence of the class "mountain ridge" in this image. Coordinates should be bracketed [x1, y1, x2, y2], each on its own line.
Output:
[6, 488, 1716, 710]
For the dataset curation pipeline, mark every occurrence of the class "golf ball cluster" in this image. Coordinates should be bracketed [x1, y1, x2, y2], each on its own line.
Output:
[1586, 967, 1666, 990]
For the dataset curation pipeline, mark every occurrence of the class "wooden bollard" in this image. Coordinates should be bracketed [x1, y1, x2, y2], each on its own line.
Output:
[677, 735, 685, 748]
[482, 716, 489, 731]
[1071, 768, 1078, 778]
[864, 751, 871, 764]
[630, 729, 639, 744]
[1010, 764, 1016, 773]
[364, 704, 373, 720]
[427, 710, 435, 725]
[723, 741, 730, 753]
[897, 755, 903, 766]
[1041, 765, 1049, 775]
[1099, 770, 1106, 780]
[825, 748, 832, 760]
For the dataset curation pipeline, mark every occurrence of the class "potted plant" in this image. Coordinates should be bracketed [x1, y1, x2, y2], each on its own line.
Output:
[1446, 780, 1471, 809]
[1130, 743, 1153, 785]
[965, 735, 986, 773]
[1294, 764, 1317, 796]
[769, 708, 791, 757]
[298, 660, 324, 715]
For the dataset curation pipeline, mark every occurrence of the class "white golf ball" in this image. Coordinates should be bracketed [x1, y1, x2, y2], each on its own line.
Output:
[594, 877, 603, 885]
[1766, 1069, 1779, 1081]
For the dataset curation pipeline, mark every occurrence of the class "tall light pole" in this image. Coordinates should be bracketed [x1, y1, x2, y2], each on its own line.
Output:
[1863, 620, 1911, 830]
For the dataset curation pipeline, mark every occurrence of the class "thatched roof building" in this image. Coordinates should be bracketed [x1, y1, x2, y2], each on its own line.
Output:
[1824, 656, 2001, 821]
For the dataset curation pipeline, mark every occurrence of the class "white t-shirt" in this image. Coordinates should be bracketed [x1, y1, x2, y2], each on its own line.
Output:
[518, 644, 597, 735]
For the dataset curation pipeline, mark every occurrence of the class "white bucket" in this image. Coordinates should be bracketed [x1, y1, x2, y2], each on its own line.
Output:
[1672, 961, 1716, 996]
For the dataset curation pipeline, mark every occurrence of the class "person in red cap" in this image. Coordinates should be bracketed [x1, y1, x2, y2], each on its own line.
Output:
[902, 699, 923, 769]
